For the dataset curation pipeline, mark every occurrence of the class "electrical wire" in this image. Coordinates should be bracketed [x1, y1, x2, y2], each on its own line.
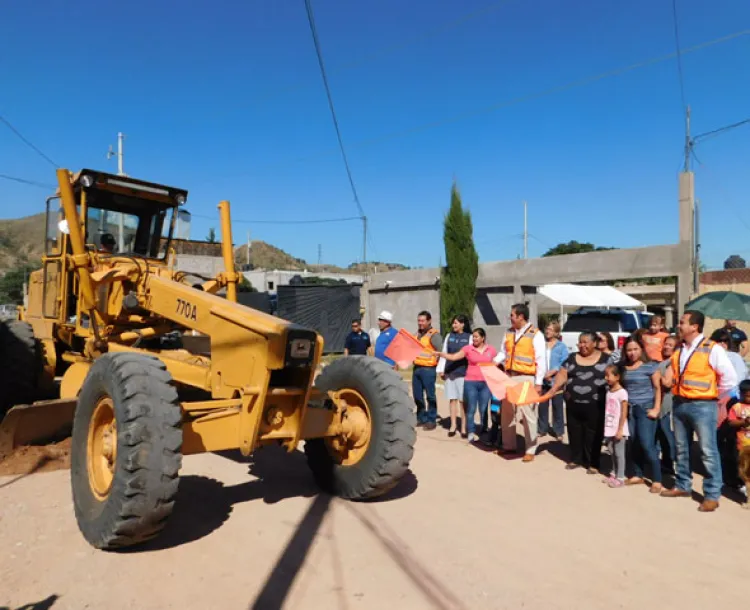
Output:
[693, 118, 750, 144]
[303, 0, 366, 221]
[190, 212, 361, 225]
[0, 173, 55, 189]
[257, 27, 750, 171]
[0, 114, 59, 168]
[671, 0, 688, 113]
[252, 0, 515, 105]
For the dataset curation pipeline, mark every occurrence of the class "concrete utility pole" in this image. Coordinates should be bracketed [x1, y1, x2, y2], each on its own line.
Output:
[683, 106, 691, 172]
[247, 231, 251, 269]
[107, 132, 126, 251]
[318, 243, 322, 266]
[362, 216, 368, 278]
[694, 198, 701, 293]
[523, 201, 528, 259]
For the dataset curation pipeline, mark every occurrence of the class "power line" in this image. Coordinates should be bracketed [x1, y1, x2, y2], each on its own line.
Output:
[190, 212, 361, 225]
[670, 0, 687, 113]
[303, 0, 365, 220]
[693, 118, 750, 144]
[252, 0, 515, 105]
[0, 173, 55, 189]
[0, 114, 59, 168]
[260, 27, 750, 170]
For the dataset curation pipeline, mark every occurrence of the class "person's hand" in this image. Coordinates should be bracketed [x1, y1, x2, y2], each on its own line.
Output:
[615, 430, 623, 441]
[647, 407, 660, 420]
[535, 385, 542, 395]
[439, 373, 445, 381]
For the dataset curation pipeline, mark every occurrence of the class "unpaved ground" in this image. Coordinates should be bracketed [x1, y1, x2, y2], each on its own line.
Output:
[1, 395, 748, 610]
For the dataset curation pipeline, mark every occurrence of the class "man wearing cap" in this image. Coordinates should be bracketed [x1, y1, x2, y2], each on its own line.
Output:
[374, 311, 398, 368]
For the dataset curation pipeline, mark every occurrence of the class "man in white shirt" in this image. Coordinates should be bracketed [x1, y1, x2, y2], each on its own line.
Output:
[662, 309, 738, 512]
[493, 303, 547, 462]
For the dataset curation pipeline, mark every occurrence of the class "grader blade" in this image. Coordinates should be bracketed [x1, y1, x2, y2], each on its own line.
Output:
[0, 399, 76, 460]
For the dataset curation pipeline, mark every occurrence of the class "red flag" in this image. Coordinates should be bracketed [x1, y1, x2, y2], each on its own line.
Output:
[479, 363, 511, 400]
[384, 329, 430, 369]
[506, 381, 542, 406]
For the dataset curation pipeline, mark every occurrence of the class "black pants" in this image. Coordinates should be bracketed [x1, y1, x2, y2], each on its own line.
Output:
[566, 400, 603, 468]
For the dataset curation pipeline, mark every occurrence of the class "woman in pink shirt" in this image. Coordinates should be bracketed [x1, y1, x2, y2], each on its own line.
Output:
[439, 328, 498, 442]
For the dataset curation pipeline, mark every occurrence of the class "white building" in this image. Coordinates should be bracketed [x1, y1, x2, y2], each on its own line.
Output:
[243, 269, 364, 294]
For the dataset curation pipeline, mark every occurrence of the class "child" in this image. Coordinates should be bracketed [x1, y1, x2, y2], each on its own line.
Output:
[727, 379, 750, 507]
[642, 315, 669, 362]
[487, 395, 502, 448]
[603, 365, 630, 488]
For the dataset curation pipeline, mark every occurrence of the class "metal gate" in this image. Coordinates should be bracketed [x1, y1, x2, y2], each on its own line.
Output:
[277, 284, 361, 353]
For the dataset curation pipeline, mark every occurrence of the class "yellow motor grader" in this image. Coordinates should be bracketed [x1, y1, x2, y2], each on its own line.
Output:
[0, 168, 415, 550]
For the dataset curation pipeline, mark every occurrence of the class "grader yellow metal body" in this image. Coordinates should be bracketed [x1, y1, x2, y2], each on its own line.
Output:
[0, 168, 415, 550]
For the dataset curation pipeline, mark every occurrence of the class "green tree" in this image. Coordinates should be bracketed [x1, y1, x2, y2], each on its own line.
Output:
[0, 262, 36, 304]
[440, 183, 479, 333]
[206, 228, 217, 243]
[542, 240, 614, 257]
[237, 276, 256, 293]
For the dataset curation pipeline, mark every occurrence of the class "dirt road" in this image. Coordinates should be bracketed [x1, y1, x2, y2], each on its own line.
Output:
[1, 398, 747, 610]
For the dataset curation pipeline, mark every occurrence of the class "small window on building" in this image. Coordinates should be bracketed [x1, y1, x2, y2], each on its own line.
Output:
[268, 281, 274, 290]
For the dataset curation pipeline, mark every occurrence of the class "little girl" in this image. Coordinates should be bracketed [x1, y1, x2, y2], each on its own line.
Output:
[603, 365, 629, 488]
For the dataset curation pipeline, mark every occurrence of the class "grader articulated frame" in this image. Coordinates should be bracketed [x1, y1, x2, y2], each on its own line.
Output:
[0, 168, 415, 550]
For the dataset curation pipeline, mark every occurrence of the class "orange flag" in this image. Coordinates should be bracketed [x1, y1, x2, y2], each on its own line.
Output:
[384, 329, 430, 369]
[479, 363, 511, 400]
[506, 381, 542, 406]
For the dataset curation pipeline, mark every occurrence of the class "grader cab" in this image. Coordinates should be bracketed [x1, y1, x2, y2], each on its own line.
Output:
[0, 168, 415, 550]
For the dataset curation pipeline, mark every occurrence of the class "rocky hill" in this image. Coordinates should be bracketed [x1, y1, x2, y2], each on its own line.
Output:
[0, 213, 407, 274]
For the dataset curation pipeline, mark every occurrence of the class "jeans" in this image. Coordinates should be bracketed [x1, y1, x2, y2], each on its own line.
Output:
[464, 380, 491, 437]
[627, 403, 661, 483]
[413, 366, 438, 424]
[538, 383, 565, 437]
[657, 413, 676, 473]
[673, 399, 723, 501]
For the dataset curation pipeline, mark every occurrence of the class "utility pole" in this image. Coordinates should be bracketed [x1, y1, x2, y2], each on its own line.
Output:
[107, 132, 126, 251]
[362, 216, 368, 279]
[523, 200, 528, 259]
[318, 243, 322, 266]
[247, 231, 250, 270]
[693, 198, 701, 293]
[683, 106, 691, 172]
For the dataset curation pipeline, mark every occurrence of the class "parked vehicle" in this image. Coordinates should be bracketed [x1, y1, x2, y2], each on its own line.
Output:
[560, 307, 653, 354]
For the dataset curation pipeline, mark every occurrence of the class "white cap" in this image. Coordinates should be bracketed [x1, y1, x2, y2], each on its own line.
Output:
[378, 310, 393, 322]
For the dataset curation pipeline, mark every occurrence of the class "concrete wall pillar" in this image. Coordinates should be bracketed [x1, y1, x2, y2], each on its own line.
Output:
[663, 305, 674, 329]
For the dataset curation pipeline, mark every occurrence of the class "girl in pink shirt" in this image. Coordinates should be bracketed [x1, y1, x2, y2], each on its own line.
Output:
[439, 328, 498, 442]
[603, 365, 630, 488]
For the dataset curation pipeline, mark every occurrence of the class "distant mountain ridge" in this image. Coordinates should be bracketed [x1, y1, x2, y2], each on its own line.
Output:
[0, 213, 408, 274]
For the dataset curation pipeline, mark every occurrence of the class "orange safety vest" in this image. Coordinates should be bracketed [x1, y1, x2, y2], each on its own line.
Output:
[504, 325, 538, 375]
[414, 328, 439, 367]
[670, 339, 719, 400]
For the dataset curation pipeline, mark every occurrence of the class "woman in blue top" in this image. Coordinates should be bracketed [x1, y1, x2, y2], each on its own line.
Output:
[436, 314, 472, 438]
[620, 334, 663, 492]
[539, 321, 569, 440]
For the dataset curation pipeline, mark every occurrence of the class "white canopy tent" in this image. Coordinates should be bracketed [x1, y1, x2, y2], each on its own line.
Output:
[537, 283, 646, 320]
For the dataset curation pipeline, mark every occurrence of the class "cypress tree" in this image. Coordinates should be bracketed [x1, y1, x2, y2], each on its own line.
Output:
[440, 183, 478, 333]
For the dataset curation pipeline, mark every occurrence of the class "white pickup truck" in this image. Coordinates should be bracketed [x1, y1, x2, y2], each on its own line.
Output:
[560, 307, 654, 354]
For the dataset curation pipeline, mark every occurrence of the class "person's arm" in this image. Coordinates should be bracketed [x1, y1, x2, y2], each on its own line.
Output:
[436, 337, 449, 375]
[532, 330, 546, 389]
[343, 334, 351, 357]
[438, 346, 468, 362]
[648, 367, 662, 419]
[710, 344, 739, 394]
[539, 363, 568, 402]
[365, 334, 373, 357]
[430, 332, 443, 352]
[662, 360, 675, 389]
[493, 337, 507, 367]
[616, 399, 629, 440]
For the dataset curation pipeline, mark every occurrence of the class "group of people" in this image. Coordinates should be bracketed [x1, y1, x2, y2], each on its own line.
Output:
[347, 304, 750, 513]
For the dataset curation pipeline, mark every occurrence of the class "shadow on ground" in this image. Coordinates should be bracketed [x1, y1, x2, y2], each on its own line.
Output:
[0, 594, 59, 610]
[131, 445, 418, 552]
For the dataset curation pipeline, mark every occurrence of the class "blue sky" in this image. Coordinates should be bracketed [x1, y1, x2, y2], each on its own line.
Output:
[1, 0, 749, 270]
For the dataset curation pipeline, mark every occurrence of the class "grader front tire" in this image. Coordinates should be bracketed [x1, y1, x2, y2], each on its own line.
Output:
[305, 356, 416, 500]
[0, 320, 42, 418]
[71, 353, 183, 550]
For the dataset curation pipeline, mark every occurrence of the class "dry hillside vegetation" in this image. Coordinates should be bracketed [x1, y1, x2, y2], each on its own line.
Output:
[0, 213, 46, 269]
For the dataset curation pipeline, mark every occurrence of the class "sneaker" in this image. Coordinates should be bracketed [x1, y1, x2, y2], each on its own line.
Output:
[608, 478, 625, 489]
[467, 433, 478, 443]
[602, 474, 616, 484]
[422, 422, 437, 431]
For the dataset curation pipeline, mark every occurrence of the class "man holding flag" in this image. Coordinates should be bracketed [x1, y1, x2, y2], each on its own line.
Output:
[493, 303, 547, 462]
[412, 311, 443, 430]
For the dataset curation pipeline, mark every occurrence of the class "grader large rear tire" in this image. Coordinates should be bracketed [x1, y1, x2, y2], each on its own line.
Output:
[0, 320, 42, 418]
[71, 353, 183, 550]
[305, 356, 416, 500]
